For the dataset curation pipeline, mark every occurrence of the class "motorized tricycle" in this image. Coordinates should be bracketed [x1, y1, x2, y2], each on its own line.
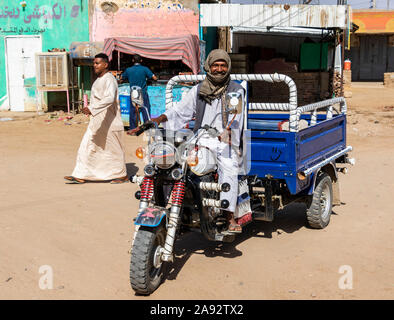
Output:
[128, 74, 355, 295]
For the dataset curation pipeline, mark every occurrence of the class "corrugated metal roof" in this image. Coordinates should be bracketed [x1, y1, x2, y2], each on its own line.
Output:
[232, 26, 332, 36]
[200, 4, 349, 29]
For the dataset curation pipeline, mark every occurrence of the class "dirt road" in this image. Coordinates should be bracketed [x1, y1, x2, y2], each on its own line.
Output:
[0, 84, 393, 300]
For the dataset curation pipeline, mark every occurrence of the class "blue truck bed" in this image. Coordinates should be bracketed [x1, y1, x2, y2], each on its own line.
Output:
[247, 113, 347, 195]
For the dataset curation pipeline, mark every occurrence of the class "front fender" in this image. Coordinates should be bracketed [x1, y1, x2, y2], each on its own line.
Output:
[134, 207, 167, 227]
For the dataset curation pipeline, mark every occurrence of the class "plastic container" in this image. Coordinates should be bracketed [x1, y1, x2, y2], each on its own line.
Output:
[119, 94, 131, 126]
[344, 59, 351, 71]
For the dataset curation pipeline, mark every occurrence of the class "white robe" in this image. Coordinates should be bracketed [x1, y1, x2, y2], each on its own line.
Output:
[164, 85, 245, 214]
[71, 72, 126, 181]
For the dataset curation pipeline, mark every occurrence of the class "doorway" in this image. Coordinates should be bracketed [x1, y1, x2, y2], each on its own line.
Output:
[5, 35, 42, 111]
[359, 35, 388, 81]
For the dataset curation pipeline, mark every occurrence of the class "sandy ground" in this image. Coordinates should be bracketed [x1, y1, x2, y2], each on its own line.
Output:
[0, 83, 393, 300]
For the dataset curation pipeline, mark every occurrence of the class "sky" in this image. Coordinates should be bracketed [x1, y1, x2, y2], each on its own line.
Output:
[227, 0, 394, 10]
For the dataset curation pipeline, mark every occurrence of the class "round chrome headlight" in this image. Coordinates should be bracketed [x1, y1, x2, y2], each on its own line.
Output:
[149, 141, 176, 169]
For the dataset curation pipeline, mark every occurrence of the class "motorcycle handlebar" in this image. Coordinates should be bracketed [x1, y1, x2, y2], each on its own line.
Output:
[135, 121, 156, 136]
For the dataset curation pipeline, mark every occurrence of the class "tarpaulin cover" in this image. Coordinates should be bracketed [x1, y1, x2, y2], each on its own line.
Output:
[103, 35, 201, 74]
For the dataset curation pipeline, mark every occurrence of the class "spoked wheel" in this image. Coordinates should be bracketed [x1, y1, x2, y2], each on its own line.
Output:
[130, 225, 167, 295]
[306, 172, 333, 229]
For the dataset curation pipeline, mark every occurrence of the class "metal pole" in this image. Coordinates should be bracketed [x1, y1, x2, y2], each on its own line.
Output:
[71, 58, 74, 114]
[341, 30, 345, 97]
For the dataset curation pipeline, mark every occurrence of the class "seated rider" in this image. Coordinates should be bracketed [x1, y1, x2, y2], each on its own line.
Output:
[142, 49, 246, 233]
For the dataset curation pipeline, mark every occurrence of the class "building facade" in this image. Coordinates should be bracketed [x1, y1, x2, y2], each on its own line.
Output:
[0, 0, 89, 111]
[349, 10, 394, 81]
[90, 0, 199, 41]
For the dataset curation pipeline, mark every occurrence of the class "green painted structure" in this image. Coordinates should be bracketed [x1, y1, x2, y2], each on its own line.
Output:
[0, 0, 89, 111]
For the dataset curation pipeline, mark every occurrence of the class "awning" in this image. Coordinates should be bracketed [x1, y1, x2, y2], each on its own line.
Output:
[103, 35, 201, 74]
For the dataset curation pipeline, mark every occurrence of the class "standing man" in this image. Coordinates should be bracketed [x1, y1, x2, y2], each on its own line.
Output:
[121, 54, 158, 129]
[146, 49, 246, 233]
[64, 53, 128, 184]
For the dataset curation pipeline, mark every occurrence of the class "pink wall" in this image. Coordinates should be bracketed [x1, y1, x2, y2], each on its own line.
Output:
[92, 8, 199, 41]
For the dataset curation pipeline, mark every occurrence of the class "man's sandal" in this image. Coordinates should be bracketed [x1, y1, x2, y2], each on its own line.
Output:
[228, 223, 242, 234]
[64, 176, 86, 184]
[110, 176, 129, 184]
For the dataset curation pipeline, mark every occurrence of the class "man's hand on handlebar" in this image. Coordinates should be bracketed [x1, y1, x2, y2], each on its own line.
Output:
[126, 121, 157, 136]
[126, 127, 140, 136]
[126, 114, 168, 136]
[151, 114, 168, 126]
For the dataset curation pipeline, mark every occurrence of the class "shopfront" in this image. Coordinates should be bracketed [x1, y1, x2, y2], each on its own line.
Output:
[102, 35, 202, 124]
[200, 3, 351, 106]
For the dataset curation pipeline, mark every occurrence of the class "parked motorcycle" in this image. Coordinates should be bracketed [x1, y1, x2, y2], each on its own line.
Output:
[127, 75, 355, 295]
[128, 92, 243, 295]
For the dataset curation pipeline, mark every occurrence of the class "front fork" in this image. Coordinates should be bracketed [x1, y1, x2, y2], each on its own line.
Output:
[134, 175, 186, 263]
[132, 176, 154, 246]
[161, 179, 186, 262]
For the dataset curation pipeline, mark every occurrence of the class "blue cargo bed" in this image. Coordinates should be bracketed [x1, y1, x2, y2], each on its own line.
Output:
[246, 113, 347, 194]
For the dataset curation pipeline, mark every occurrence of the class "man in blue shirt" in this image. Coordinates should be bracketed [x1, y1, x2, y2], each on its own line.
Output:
[121, 54, 157, 129]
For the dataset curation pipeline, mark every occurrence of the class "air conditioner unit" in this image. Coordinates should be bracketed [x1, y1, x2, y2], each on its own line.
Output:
[35, 52, 71, 91]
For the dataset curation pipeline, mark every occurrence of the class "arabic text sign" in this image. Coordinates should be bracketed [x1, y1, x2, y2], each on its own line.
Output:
[0, 3, 80, 25]
[0, 26, 46, 34]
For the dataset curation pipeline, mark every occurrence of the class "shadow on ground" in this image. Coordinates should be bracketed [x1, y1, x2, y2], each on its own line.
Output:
[126, 162, 139, 177]
[166, 203, 311, 282]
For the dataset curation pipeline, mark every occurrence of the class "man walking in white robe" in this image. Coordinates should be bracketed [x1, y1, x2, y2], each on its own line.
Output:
[65, 53, 127, 184]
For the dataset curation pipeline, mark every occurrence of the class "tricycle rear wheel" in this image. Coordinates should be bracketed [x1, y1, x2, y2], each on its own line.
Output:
[306, 172, 333, 229]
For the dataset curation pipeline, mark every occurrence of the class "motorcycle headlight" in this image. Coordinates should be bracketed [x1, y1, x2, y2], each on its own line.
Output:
[149, 141, 176, 169]
[175, 142, 192, 164]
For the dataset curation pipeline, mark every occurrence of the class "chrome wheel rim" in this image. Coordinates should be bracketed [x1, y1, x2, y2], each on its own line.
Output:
[320, 182, 331, 220]
[152, 245, 163, 269]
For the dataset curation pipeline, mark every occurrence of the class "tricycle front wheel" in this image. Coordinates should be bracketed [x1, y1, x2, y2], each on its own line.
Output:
[129, 225, 167, 295]
[306, 172, 333, 229]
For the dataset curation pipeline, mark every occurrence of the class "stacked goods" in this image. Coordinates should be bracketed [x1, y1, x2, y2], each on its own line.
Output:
[331, 70, 352, 98]
[254, 58, 297, 74]
[229, 53, 249, 74]
[384, 73, 394, 88]
[250, 71, 330, 106]
[331, 71, 343, 97]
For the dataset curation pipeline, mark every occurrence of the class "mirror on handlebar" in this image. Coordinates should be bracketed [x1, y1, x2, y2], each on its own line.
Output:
[131, 86, 143, 101]
[224, 92, 242, 115]
[201, 125, 220, 139]
[175, 128, 194, 145]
